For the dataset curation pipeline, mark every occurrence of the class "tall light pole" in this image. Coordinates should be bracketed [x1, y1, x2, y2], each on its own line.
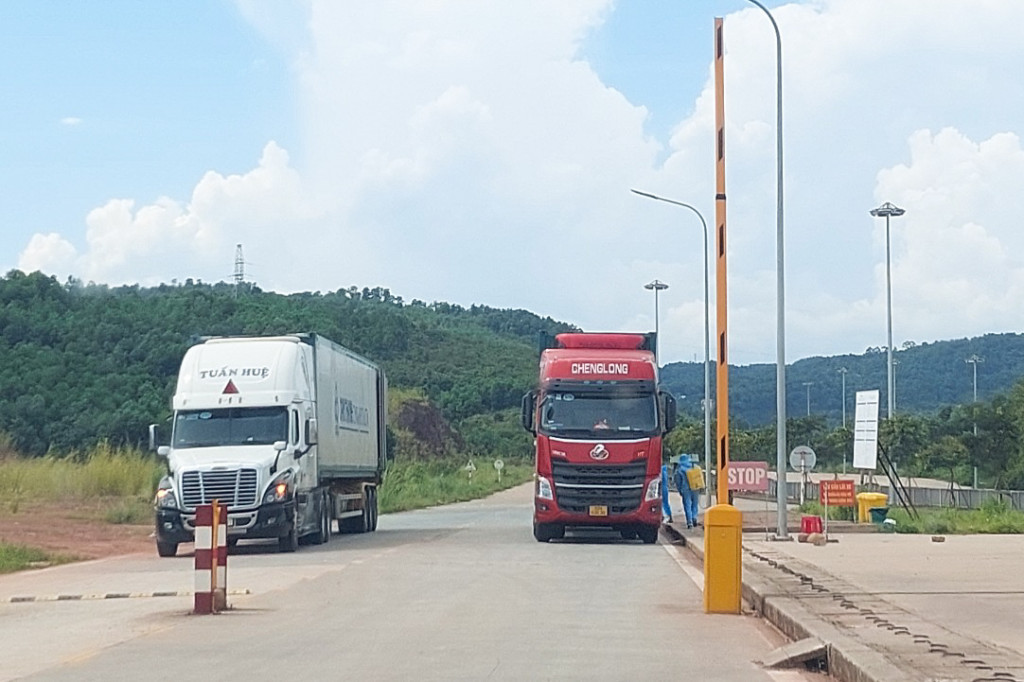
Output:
[966, 354, 983, 436]
[802, 381, 813, 416]
[870, 201, 906, 419]
[838, 367, 849, 429]
[632, 190, 712, 502]
[744, 0, 788, 538]
[644, 279, 669, 364]
[838, 367, 849, 473]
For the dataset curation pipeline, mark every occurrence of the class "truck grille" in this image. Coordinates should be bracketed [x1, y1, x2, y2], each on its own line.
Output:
[181, 469, 258, 509]
[551, 461, 647, 514]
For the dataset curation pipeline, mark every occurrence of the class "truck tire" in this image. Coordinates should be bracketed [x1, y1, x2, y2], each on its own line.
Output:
[279, 513, 299, 553]
[368, 487, 379, 532]
[156, 541, 178, 557]
[638, 524, 660, 544]
[533, 522, 564, 543]
[313, 494, 331, 545]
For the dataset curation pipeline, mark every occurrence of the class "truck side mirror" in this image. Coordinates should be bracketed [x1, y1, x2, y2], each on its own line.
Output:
[660, 391, 677, 433]
[520, 391, 536, 433]
[306, 418, 318, 446]
[148, 424, 159, 452]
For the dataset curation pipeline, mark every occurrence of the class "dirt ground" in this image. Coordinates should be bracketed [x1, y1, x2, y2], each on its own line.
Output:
[0, 501, 156, 561]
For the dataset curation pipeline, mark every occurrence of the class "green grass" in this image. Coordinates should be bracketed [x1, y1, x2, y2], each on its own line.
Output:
[888, 498, 1024, 534]
[379, 456, 533, 513]
[0, 543, 73, 574]
[0, 443, 163, 512]
[799, 500, 856, 521]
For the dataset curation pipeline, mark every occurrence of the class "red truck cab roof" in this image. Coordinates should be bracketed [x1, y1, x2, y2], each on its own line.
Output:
[540, 333, 657, 382]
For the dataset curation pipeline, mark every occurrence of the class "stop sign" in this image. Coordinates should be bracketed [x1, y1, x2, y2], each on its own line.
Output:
[727, 461, 769, 492]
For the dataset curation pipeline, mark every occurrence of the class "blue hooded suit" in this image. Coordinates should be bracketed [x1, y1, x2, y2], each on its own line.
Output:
[673, 453, 700, 528]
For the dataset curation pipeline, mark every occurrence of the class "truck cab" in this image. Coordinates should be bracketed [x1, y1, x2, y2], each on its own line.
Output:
[522, 332, 676, 543]
[152, 336, 321, 556]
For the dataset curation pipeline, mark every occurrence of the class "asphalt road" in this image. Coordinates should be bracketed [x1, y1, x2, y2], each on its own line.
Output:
[1, 484, 823, 681]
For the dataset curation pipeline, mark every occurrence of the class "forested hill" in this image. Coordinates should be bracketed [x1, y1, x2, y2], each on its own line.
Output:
[662, 333, 1024, 426]
[0, 270, 572, 455]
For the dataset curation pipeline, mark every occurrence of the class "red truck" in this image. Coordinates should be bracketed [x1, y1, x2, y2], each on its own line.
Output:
[521, 332, 677, 543]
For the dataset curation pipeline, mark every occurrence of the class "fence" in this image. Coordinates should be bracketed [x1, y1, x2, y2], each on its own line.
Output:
[766, 478, 1024, 511]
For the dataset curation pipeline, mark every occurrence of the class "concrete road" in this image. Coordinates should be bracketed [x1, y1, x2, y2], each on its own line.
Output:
[1, 484, 822, 681]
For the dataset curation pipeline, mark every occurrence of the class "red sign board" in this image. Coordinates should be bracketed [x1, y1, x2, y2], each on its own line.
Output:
[821, 479, 856, 507]
[727, 461, 769, 492]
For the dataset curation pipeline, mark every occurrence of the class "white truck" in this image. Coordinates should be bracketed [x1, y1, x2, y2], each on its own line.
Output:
[151, 334, 387, 556]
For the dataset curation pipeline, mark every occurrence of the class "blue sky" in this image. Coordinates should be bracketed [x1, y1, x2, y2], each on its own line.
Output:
[4, 1, 1024, 368]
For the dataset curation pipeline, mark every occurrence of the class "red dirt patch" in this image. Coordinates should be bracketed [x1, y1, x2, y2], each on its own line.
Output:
[0, 500, 155, 561]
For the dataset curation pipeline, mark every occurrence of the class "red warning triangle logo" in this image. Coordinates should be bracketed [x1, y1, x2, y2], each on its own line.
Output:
[223, 380, 239, 394]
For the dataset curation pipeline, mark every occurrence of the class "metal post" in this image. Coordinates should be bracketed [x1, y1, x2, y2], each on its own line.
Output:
[870, 202, 905, 419]
[966, 354, 983, 437]
[645, 279, 669, 365]
[803, 381, 813, 416]
[632, 190, 712, 504]
[744, 0, 788, 539]
[839, 367, 848, 474]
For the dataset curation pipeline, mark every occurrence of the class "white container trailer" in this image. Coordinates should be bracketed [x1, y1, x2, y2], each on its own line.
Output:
[152, 334, 387, 556]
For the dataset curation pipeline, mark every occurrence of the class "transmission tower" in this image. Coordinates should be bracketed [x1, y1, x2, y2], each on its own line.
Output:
[233, 244, 245, 296]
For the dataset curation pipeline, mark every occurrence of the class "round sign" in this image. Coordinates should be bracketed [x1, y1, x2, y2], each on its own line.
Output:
[494, 459, 504, 471]
[789, 445, 817, 471]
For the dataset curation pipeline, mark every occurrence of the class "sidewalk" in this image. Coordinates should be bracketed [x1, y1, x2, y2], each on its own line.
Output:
[663, 507, 1024, 682]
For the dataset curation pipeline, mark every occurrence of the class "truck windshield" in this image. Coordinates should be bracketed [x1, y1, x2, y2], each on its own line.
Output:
[538, 391, 658, 437]
[172, 407, 288, 448]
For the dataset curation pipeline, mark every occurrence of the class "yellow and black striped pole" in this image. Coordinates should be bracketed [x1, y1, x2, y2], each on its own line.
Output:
[704, 16, 742, 615]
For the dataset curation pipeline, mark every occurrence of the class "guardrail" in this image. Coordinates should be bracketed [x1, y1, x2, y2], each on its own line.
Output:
[766, 479, 1024, 511]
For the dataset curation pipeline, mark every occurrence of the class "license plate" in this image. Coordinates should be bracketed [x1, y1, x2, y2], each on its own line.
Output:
[589, 505, 608, 517]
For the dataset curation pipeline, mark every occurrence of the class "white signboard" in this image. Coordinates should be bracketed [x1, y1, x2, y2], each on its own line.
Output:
[852, 389, 880, 470]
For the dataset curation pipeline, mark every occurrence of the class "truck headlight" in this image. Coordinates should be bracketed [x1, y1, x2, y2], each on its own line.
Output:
[536, 475, 554, 501]
[645, 477, 661, 502]
[263, 471, 293, 504]
[155, 485, 178, 509]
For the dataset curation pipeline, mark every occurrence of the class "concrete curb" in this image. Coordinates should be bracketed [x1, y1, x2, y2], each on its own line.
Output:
[661, 522, 914, 682]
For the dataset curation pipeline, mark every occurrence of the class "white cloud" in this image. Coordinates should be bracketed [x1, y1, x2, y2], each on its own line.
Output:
[60, 117, 82, 127]
[16, 0, 1024, 366]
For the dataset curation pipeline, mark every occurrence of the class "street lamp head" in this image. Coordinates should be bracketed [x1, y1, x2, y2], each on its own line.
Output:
[644, 280, 669, 292]
[870, 202, 906, 218]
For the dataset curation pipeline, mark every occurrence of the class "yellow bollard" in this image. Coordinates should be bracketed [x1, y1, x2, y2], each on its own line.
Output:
[704, 503, 742, 614]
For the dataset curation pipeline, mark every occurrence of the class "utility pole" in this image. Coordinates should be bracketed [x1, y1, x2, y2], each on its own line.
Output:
[838, 367, 848, 429]
[802, 381, 814, 416]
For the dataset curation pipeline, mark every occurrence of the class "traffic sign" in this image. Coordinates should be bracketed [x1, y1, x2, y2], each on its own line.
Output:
[789, 445, 817, 472]
[727, 461, 769, 492]
[821, 479, 855, 507]
[493, 459, 504, 471]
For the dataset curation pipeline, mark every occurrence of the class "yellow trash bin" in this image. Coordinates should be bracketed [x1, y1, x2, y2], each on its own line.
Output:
[856, 492, 888, 523]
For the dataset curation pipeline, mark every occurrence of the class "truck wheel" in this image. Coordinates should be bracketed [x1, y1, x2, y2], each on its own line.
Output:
[620, 528, 638, 540]
[368, 487, 379, 532]
[156, 541, 178, 557]
[313, 494, 331, 545]
[279, 514, 299, 553]
[638, 525, 660, 544]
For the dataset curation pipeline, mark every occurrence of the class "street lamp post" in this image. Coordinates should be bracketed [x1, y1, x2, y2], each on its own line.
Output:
[966, 354, 983, 488]
[744, 0, 788, 539]
[838, 367, 848, 429]
[632, 190, 712, 503]
[870, 201, 906, 419]
[644, 279, 669, 364]
[966, 354, 983, 436]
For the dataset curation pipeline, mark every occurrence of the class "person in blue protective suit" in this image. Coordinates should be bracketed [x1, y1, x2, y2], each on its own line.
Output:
[673, 453, 700, 528]
[660, 464, 673, 523]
